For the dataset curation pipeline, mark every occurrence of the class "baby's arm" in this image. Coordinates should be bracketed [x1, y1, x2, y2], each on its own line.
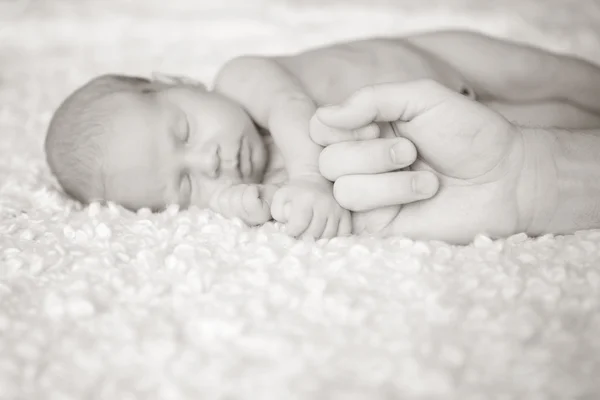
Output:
[407, 30, 600, 115]
[487, 100, 600, 129]
[214, 56, 323, 178]
[214, 56, 351, 238]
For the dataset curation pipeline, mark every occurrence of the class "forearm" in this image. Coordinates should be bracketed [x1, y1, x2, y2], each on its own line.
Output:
[268, 94, 325, 179]
[559, 60, 600, 115]
[519, 127, 600, 235]
[214, 56, 326, 180]
[487, 100, 600, 130]
[409, 31, 600, 114]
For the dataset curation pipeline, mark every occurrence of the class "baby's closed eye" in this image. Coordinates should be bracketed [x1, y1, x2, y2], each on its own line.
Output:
[173, 107, 190, 143]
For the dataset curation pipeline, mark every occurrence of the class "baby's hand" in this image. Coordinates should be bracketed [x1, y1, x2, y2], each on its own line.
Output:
[270, 175, 352, 239]
[209, 184, 278, 226]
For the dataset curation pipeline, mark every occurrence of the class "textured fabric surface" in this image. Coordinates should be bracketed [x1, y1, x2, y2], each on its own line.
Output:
[1, 0, 600, 399]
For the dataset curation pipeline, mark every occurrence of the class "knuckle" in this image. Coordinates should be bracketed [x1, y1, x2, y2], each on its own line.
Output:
[272, 187, 286, 201]
[318, 147, 336, 181]
[309, 115, 327, 145]
[355, 123, 379, 140]
[393, 137, 418, 164]
[332, 178, 357, 211]
[249, 186, 260, 198]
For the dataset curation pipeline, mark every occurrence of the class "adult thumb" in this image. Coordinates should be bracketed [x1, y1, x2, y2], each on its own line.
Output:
[315, 79, 455, 130]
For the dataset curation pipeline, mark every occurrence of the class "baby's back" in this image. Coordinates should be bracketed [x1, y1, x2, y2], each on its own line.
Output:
[276, 37, 469, 106]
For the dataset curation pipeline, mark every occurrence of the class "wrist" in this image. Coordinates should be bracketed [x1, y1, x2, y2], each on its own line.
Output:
[516, 127, 559, 236]
[518, 126, 600, 236]
[286, 162, 327, 181]
[289, 169, 331, 185]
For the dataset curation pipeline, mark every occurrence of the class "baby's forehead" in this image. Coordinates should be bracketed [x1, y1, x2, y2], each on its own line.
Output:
[97, 92, 169, 208]
[95, 90, 153, 112]
[87, 91, 161, 133]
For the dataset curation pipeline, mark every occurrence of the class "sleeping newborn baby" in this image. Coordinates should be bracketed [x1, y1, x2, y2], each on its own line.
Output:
[45, 30, 600, 239]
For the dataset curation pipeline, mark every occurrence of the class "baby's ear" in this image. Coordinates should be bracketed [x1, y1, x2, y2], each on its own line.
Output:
[152, 72, 207, 90]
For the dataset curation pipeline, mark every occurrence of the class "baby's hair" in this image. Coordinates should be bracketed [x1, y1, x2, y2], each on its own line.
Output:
[45, 74, 155, 204]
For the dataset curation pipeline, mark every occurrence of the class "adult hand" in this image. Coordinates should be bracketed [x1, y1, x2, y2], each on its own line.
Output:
[310, 79, 533, 244]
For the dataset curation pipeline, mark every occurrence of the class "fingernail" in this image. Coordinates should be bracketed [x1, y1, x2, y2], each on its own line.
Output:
[412, 174, 438, 196]
[390, 141, 413, 165]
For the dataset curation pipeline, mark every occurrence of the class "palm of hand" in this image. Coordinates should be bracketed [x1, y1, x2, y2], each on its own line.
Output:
[384, 99, 526, 243]
[386, 168, 522, 243]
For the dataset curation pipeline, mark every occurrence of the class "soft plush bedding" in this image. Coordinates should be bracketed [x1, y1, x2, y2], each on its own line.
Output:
[1, 0, 599, 399]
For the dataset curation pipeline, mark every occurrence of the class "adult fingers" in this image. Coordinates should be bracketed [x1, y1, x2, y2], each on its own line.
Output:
[309, 114, 380, 146]
[332, 171, 439, 212]
[319, 137, 417, 181]
[242, 185, 272, 225]
[315, 79, 454, 130]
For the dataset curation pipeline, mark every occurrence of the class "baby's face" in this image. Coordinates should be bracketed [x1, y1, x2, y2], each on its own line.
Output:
[99, 84, 268, 211]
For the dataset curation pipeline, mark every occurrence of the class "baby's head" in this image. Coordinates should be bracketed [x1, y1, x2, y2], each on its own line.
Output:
[45, 73, 268, 212]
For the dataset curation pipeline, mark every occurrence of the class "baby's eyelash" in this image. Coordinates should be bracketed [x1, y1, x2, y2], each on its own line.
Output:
[180, 113, 191, 143]
[173, 107, 190, 143]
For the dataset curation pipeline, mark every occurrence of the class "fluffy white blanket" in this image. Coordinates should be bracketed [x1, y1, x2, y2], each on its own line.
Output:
[1, 0, 599, 399]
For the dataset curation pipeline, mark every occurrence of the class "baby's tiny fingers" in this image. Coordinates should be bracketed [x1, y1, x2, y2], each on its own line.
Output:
[321, 214, 342, 239]
[223, 185, 245, 215]
[258, 184, 279, 207]
[270, 187, 289, 223]
[302, 211, 329, 239]
[241, 185, 260, 211]
[338, 212, 353, 236]
[243, 185, 275, 225]
[310, 114, 380, 146]
[209, 185, 234, 216]
[286, 204, 313, 237]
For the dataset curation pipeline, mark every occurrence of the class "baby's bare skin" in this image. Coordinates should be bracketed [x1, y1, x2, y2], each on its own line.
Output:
[211, 31, 600, 236]
[47, 31, 600, 239]
[275, 33, 600, 127]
